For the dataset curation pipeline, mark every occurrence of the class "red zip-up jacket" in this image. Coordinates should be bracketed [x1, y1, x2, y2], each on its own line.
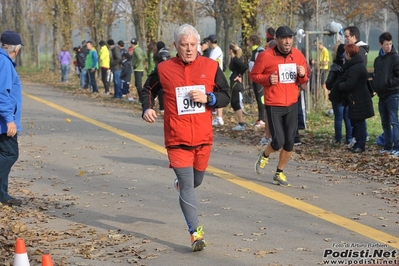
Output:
[250, 46, 308, 107]
[141, 55, 230, 147]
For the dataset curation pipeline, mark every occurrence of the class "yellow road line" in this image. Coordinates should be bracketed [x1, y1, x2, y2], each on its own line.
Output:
[23, 92, 399, 249]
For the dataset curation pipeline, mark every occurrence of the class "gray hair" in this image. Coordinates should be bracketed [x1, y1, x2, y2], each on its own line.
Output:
[173, 24, 199, 44]
[1, 44, 21, 54]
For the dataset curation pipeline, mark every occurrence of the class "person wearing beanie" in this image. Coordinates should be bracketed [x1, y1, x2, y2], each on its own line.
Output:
[118, 40, 127, 56]
[108, 39, 123, 98]
[326, 41, 352, 145]
[207, 34, 225, 126]
[266, 27, 275, 43]
[120, 53, 134, 102]
[79, 40, 89, 88]
[200, 38, 211, 57]
[131, 37, 145, 101]
[156, 41, 165, 51]
[153, 41, 171, 114]
[0, 30, 24, 206]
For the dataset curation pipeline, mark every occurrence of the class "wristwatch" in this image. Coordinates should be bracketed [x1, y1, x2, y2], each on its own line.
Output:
[206, 93, 213, 104]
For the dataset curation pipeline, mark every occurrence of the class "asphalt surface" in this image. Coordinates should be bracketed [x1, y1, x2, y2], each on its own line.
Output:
[11, 82, 399, 266]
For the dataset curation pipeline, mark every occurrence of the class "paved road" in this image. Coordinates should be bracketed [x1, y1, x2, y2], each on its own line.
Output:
[11, 83, 398, 265]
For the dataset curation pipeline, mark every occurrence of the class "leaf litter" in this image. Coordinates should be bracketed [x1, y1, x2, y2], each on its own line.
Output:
[14, 77, 399, 264]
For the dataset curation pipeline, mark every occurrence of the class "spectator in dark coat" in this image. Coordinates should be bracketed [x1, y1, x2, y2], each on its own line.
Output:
[107, 39, 122, 98]
[335, 44, 374, 153]
[326, 41, 352, 145]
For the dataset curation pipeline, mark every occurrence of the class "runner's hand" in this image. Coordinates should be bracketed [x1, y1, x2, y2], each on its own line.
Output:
[297, 65, 305, 78]
[143, 109, 157, 123]
[269, 71, 278, 84]
[189, 90, 207, 103]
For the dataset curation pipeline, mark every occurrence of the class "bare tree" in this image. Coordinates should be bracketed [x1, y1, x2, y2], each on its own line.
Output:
[379, 0, 399, 48]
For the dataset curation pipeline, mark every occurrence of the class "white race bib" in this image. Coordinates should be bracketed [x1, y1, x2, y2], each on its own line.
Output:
[176, 85, 206, 115]
[278, 63, 297, 83]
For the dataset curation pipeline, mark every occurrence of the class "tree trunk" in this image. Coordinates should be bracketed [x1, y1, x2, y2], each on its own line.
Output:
[52, 3, 59, 71]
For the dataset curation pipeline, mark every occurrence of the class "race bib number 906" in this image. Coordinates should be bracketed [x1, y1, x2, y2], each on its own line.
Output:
[278, 63, 297, 84]
[176, 85, 206, 115]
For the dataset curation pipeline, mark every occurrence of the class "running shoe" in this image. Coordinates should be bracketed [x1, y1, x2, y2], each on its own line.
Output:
[347, 138, 356, 148]
[191, 226, 206, 252]
[273, 172, 291, 187]
[258, 137, 271, 146]
[391, 150, 399, 158]
[232, 124, 246, 131]
[255, 149, 268, 175]
[379, 149, 391, 155]
[174, 178, 180, 192]
[212, 117, 224, 126]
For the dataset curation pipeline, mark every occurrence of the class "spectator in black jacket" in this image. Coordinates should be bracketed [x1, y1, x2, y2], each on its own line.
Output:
[335, 44, 374, 153]
[120, 53, 133, 102]
[107, 39, 122, 99]
[371, 32, 399, 157]
[200, 38, 211, 58]
[228, 43, 248, 131]
[326, 41, 352, 145]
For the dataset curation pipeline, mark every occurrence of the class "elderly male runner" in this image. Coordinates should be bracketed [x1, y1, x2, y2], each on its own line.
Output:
[141, 24, 230, 252]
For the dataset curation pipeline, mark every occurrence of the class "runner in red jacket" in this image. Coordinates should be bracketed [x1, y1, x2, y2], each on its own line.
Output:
[141, 24, 230, 252]
[250, 25, 308, 187]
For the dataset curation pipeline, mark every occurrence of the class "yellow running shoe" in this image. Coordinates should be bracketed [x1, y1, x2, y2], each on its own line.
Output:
[191, 226, 206, 252]
[255, 149, 269, 175]
[273, 172, 291, 187]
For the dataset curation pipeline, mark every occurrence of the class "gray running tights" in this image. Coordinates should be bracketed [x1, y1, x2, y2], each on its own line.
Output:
[173, 167, 205, 234]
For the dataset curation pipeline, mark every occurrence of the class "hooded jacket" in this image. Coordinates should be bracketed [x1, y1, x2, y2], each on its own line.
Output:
[356, 41, 369, 66]
[120, 59, 132, 83]
[0, 48, 22, 133]
[372, 46, 399, 99]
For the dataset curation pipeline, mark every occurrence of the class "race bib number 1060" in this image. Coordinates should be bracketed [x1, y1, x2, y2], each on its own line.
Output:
[176, 85, 206, 115]
[278, 63, 297, 83]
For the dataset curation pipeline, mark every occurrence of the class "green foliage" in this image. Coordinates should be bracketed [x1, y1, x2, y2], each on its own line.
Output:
[239, 0, 260, 42]
[144, 0, 159, 42]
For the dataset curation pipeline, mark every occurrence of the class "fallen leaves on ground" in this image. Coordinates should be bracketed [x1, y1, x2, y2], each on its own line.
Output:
[14, 74, 398, 265]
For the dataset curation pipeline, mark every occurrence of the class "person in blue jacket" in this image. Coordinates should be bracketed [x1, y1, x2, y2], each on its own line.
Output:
[0, 30, 24, 206]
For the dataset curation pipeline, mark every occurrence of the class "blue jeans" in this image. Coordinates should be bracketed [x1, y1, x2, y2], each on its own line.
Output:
[379, 94, 399, 151]
[79, 68, 88, 88]
[332, 101, 352, 144]
[61, 64, 70, 82]
[0, 134, 19, 202]
[113, 70, 122, 98]
[351, 119, 367, 150]
[87, 69, 99, 93]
